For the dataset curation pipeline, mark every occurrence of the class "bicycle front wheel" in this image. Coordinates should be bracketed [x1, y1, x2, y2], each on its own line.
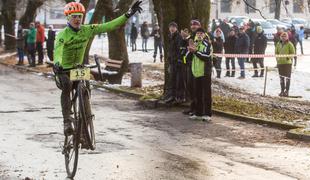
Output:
[64, 91, 81, 178]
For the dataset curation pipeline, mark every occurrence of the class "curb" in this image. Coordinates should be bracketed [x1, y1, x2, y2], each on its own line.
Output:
[92, 82, 144, 99]
[0, 56, 308, 141]
[286, 128, 310, 141]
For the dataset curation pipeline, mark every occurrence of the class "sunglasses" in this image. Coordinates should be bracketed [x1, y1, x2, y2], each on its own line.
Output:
[71, 14, 83, 19]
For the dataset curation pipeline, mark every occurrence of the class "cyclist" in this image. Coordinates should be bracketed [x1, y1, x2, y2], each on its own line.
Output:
[54, 1, 142, 135]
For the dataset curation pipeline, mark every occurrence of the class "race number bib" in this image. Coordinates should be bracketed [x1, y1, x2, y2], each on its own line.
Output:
[70, 68, 91, 81]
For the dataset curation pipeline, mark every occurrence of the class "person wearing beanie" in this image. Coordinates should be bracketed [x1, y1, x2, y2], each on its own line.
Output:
[182, 19, 202, 115]
[275, 32, 295, 97]
[212, 28, 224, 78]
[252, 26, 267, 77]
[165, 21, 182, 104]
[186, 27, 213, 121]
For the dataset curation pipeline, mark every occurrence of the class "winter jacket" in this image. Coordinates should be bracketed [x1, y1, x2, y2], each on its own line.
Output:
[273, 32, 282, 46]
[254, 32, 267, 54]
[54, 15, 128, 69]
[289, 31, 298, 46]
[46, 30, 56, 51]
[180, 37, 189, 64]
[26, 27, 37, 44]
[224, 35, 236, 53]
[298, 29, 305, 41]
[16, 29, 25, 49]
[212, 37, 224, 53]
[275, 40, 295, 65]
[36, 25, 45, 43]
[130, 25, 138, 40]
[150, 29, 162, 43]
[186, 37, 212, 78]
[235, 32, 250, 54]
[140, 24, 150, 39]
[219, 22, 230, 39]
[167, 31, 182, 65]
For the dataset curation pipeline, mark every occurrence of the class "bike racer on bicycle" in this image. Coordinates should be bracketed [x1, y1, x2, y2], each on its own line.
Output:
[54, 1, 142, 135]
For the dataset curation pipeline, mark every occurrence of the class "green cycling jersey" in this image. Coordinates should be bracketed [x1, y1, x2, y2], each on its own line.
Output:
[54, 15, 128, 69]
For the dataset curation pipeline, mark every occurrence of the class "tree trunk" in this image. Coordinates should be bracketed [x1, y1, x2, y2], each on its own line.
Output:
[83, 0, 107, 64]
[0, 14, 3, 46]
[102, 0, 133, 84]
[153, 0, 210, 95]
[274, 0, 281, 20]
[19, 0, 44, 29]
[2, 0, 17, 51]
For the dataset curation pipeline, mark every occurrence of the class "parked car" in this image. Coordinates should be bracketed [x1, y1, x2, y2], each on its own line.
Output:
[266, 19, 290, 30]
[227, 16, 249, 27]
[304, 20, 310, 39]
[281, 18, 306, 30]
[252, 19, 277, 40]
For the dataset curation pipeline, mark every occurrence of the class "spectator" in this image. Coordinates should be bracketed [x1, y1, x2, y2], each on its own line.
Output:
[150, 24, 163, 63]
[252, 26, 267, 77]
[274, 26, 284, 47]
[231, 22, 239, 33]
[224, 30, 237, 77]
[46, 25, 56, 62]
[186, 28, 212, 121]
[125, 22, 131, 47]
[130, 23, 138, 51]
[35, 21, 45, 65]
[16, 25, 25, 65]
[182, 19, 202, 115]
[211, 19, 217, 33]
[220, 19, 231, 39]
[213, 27, 225, 43]
[288, 26, 298, 67]
[26, 22, 37, 67]
[235, 26, 250, 79]
[212, 28, 224, 78]
[246, 19, 256, 62]
[207, 27, 214, 42]
[275, 32, 295, 97]
[165, 22, 182, 104]
[180, 28, 190, 102]
[140, 21, 150, 52]
[298, 26, 304, 55]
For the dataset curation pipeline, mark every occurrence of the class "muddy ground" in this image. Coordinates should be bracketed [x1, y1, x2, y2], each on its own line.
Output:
[0, 65, 310, 180]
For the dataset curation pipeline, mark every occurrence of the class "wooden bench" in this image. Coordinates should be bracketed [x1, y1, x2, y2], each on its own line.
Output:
[91, 55, 123, 82]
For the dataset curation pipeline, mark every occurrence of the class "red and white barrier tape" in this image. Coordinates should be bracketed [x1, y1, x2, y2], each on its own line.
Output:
[213, 53, 304, 58]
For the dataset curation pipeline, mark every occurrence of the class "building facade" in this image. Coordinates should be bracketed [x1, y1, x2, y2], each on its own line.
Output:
[211, 0, 310, 19]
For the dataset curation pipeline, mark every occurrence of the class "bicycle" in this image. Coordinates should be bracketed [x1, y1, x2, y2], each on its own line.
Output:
[54, 54, 102, 178]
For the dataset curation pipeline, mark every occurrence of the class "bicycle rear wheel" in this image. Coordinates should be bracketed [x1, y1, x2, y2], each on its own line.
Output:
[78, 83, 96, 150]
[64, 91, 81, 178]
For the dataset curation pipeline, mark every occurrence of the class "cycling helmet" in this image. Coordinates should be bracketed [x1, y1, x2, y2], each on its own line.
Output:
[64, 2, 85, 16]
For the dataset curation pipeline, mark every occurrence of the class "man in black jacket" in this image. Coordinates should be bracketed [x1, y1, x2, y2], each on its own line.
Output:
[252, 26, 267, 77]
[46, 25, 56, 62]
[150, 24, 163, 62]
[235, 26, 250, 79]
[165, 22, 182, 104]
[130, 23, 138, 51]
[224, 30, 237, 77]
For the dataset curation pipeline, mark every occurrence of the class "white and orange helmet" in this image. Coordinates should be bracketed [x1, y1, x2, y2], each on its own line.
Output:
[64, 2, 85, 16]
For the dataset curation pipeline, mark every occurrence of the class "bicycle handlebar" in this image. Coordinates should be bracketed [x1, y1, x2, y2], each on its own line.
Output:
[55, 54, 103, 81]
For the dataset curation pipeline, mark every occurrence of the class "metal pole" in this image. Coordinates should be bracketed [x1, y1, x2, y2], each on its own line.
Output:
[263, 66, 268, 96]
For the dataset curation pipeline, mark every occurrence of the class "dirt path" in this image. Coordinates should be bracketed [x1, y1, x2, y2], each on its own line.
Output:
[0, 64, 310, 180]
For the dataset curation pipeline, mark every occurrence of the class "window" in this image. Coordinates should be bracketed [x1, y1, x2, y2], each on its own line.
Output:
[221, 0, 232, 13]
[245, 0, 256, 13]
[269, 0, 276, 13]
[49, 9, 66, 19]
[293, 0, 304, 13]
